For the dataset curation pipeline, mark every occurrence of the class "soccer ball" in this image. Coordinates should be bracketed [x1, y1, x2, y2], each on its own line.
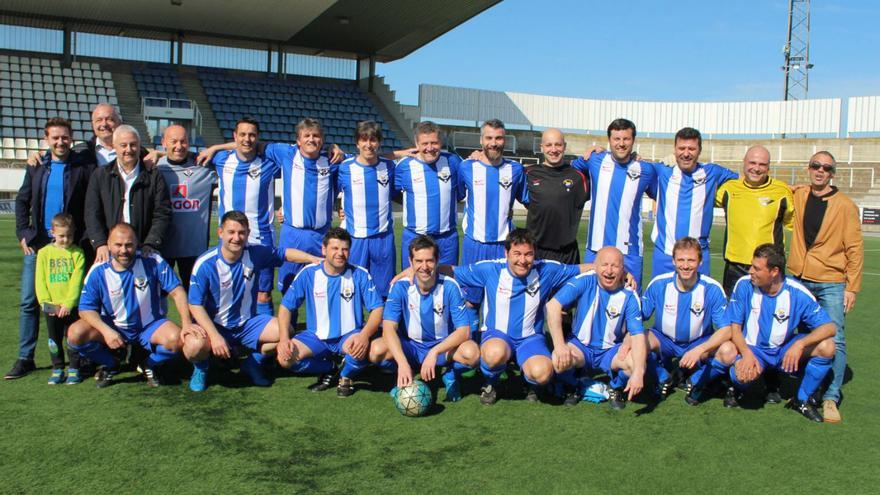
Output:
[393, 380, 433, 417]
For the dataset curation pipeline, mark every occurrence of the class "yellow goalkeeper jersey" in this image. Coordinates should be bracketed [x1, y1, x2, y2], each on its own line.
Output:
[715, 177, 794, 265]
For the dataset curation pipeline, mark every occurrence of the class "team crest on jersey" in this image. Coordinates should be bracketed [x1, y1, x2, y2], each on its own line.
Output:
[562, 178, 573, 191]
[248, 165, 261, 180]
[377, 171, 390, 187]
[759, 197, 775, 206]
[525, 280, 540, 297]
[773, 309, 789, 323]
[340, 281, 355, 302]
[626, 168, 641, 181]
[498, 177, 513, 190]
[693, 170, 707, 185]
[317, 166, 330, 177]
[134, 277, 148, 291]
[690, 302, 705, 317]
[433, 301, 445, 315]
[243, 267, 254, 280]
[605, 304, 621, 320]
[437, 169, 451, 183]
[183, 169, 194, 177]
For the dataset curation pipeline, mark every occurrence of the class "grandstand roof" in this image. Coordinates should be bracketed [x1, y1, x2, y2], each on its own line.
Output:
[0, 0, 499, 62]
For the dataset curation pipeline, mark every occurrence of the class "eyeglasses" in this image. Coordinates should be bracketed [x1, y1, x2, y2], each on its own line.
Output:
[808, 162, 835, 172]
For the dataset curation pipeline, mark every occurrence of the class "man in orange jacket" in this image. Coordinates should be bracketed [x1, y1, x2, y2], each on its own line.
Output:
[787, 151, 863, 423]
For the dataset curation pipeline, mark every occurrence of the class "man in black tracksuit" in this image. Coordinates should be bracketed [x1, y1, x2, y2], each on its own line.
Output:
[525, 128, 589, 264]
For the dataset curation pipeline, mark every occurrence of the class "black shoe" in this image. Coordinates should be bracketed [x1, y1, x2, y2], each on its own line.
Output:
[563, 386, 580, 407]
[308, 372, 337, 392]
[480, 384, 498, 406]
[608, 388, 627, 410]
[723, 387, 740, 408]
[766, 389, 783, 404]
[337, 377, 355, 398]
[788, 399, 824, 423]
[142, 366, 160, 388]
[525, 385, 539, 403]
[95, 368, 117, 388]
[4, 359, 36, 380]
[684, 382, 702, 406]
[656, 379, 674, 400]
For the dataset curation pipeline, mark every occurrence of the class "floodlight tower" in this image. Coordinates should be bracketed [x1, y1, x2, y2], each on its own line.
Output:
[782, 0, 812, 101]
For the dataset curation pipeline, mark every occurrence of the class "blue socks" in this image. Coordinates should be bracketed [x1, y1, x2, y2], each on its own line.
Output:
[690, 358, 728, 391]
[377, 359, 397, 373]
[647, 353, 670, 384]
[289, 357, 335, 375]
[146, 344, 177, 368]
[256, 301, 273, 316]
[609, 370, 630, 390]
[556, 368, 578, 387]
[480, 360, 506, 386]
[798, 356, 832, 402]
[341, 354, 368, 379]
[69, 341, 116, 368]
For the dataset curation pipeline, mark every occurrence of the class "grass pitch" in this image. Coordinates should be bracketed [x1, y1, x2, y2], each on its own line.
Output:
[0, 216, 878, 494]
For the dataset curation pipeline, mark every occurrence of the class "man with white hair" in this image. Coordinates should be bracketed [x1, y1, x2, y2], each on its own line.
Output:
[84, 125, 171, 263]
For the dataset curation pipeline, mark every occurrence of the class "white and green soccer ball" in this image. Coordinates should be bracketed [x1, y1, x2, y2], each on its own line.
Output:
[393, 380, 433, 417]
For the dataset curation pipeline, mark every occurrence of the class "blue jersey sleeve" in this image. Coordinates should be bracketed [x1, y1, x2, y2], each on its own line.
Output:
[571, 156, 589, 174]
[447, 153, 464, 200]
[624, 292, 644, 335]
[641, 280, 659, 320]
[452, 262, 488, 287]
[78, 266, 105, 312]
[552, 273, 590, 309]
[153, 254, 181, 293]
[542, 261, 581, 294]
[796, 291, 833, 331]
[445, 280, 471, 329]
[394, 159, 410, 194]
[641, 161, 658, 200]
[281, 268, 310, 311]
[514, 163, 529, 205]
[456, 160, 470, 202]
[188, 262, 211, 306]
[210, 150, 229, 173]
[356, 268, 384, 312]
[726, 277, 751, 325]
[249, 245, 286, 269]
[263, 142, 292, 171]
[706, 283, 730, 329]
[382, 282, 406, 323]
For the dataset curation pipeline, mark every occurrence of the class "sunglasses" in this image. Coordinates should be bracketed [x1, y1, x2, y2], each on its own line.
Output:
[808, 162, 835, 172]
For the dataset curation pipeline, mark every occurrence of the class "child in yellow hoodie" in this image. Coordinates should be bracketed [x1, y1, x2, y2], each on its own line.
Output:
[35, 213, 86, 384]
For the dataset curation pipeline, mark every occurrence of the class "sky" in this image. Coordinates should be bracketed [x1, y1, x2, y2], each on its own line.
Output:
[377, 0, 880, 106]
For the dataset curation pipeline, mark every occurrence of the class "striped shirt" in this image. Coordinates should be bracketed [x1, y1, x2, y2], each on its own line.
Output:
[459, 158, 529, 243]
[552, 271, 643, 350]
[642, 272, 729, 344]
[265, 143, 336, 231]
[395, 152, 462, 235]
[383, 275, 470, 344]
[211, 150, 280, 246]
[337, 156, 395, 237]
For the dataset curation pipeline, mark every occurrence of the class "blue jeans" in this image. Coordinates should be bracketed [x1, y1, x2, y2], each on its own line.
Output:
[18, 253, 40, 360]
[797, 279, 846, 403]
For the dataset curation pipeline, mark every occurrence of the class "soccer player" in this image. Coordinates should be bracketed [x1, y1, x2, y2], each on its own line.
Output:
[727, 244, 837, 422]
[573, 119, 657, 288]
[787, 151, 864, 422]
[435, 228, 591, 405]
[546, 247, 646, 410]
[649, 128, 739, 279]
[369, 235, 479, 402]
[640, 237, 737, 406]
[395, 121, 463, 269]
[336, 121, 398, 297]
[66, 223, 210, 389]
[277, 228, 384, 397]
[188, 211, 321, 390]
[157, 124, 217, 290]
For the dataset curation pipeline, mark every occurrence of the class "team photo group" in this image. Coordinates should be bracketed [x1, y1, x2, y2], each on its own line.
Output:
[10, 102, 863, 424]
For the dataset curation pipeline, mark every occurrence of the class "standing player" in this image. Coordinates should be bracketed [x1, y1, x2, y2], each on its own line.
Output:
[640, 237, 737, 406]
[157, 124, 216, 289]
[277, 228, 384, 397]
[546, 247, 646, 410]
[336, 121, 397, 297]
[650, 128, 739, 279]
[188, 211, 321, 390]
[395, 121, 463, 269]
[369, 235, 479, 402]
[727, 244, 837, 422]
[66, 223, 210, 389]
[573, 119, 657, 288]
[526, 128, 589, 264]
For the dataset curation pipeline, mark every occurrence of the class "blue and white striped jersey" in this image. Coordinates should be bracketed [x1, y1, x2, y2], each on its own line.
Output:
[337, 156, 396, 237]
[459, 159, 529, 243]
[727, 275, 832, 349]
[211, 150, 280, 246]
[651, 163, 738, 255]
[642, 272, 729, 344]
[383, 274, 470, 344]
[281, 262, 384, 340]
[188, 245, 286, 329]
[395, 152, 462, 235]
[79, 253, 181, 333]
[264, 143, 337, 231]
[573, 152, 657, 256]
[553, 271, 643, 350]
[453, 259, 580, 339]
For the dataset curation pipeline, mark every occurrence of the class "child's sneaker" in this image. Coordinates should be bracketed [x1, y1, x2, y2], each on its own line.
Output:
[47, 368, 65, 385]
[65, 368, 82, 385]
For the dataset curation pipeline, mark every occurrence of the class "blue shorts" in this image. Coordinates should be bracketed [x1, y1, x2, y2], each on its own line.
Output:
[294, 330, 359, 359]
[400, 339, 449, 368]
[650, 329, 713, 362]
[569, 337, 618, 375]
[349, 230, 395, 298]
[104, 317, 168, 350]
[584, 249, 644, 290]
[216, 314, 274, 351]
[460, 236, 505, 304]
[278, 223, 326, 293]
[401, 228, 458, 270]
[745, 334, 809, 373]
[482, 329, 550, 368]
[650, 245, 711, 281]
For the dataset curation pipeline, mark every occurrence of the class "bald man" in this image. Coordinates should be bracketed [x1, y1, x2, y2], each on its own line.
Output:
[156, 125, 217, 289]
[525, 128, 589, 264]
[715, 145, 794, 295]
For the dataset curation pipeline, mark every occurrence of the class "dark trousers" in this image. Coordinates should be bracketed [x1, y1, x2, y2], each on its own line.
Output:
[723, 261, 751, 296]
[167, 256, 198, 291]
[536, 242, 580, 264]
[45, 310, 81, 369]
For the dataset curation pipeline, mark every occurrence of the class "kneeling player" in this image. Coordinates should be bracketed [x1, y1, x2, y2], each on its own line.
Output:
[188, 211, 321, 390]
[640, 237, 737, 405]
[277, 228, 384, 397]
[727, 244, 837, 422]
[369, 235, 479, 402]
[68, 223, 210, 389]
[546, 247, 646, 409]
